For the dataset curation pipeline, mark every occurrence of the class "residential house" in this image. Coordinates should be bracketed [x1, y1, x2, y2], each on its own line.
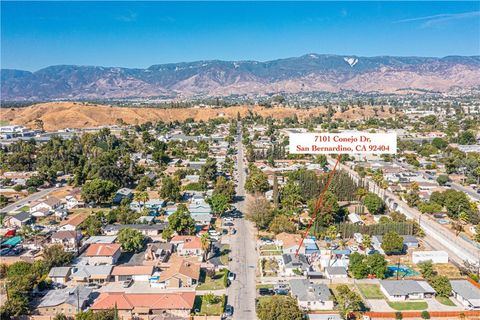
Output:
[103, 223, 168, 237]
[112, 188, 133, 205]
[36, 286, 92, 316]
[5, 211, 31, 228]
[192, 213, 213, 226]
[51, 230, 82, 252]
[281, 253, 310, 276]
[347, 213, 364, 225]
[188, 197, 212, 216]
[30, 196, 62, 217]
[71, 265, 113, 283]
[289, 279, 334, 311]
[158, 257, 200, 288]
[324, 266, 348, 279]
[112, 265, 154, 282]
[65, 195, 83, 209]
[171, 235, 204, 260]
[91, 292, 196, 319]
[450, 280, 480, 309]
[380, 280, 436, 301]
[372, 235, 419, 251]
[144, 242, 174, 263]
[85, 243, 121, 265]
[48, 267, 72, 284]
[276, 232, 305, 255]
[59, 212, 89, 231]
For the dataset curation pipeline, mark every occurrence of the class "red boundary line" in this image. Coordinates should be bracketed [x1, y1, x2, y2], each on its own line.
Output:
[295, 154, 342, 257]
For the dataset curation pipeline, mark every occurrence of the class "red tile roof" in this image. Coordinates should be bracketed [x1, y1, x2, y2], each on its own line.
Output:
[91, 292, 195, 311]
[85, 243, 121, 257]
[171, 235, 202, 249]
[111, 265, 154, 276]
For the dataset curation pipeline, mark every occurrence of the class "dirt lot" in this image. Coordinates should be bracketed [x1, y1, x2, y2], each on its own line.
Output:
[2, 102, 399, 131]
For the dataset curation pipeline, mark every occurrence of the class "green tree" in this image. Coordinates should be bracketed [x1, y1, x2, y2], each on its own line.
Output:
[363, 192, 385, 215]
[436, 175, 450, 186]
[42, 244, 74, 268]
[117, 228, 145, 252]
[159, 176, 181, 202]
[381, 231, 404, 255]
[429, 275, 452, 297]
[245, 166, 269, 194]
[163, 204, 196, 238]
[200, 233, 211, 262]
[268, 215, 296, 234]
[81, 179, 117, 204]
[200, 157, 217, 182]
[133, 191, 149, 209]
[247, 196, 274, 229]
[335, 284, 364, 319]
[458, 131, 475, 145]
[257, 296, 303, 320]
[418, 260, 436, 280]
[210, 193, 230, 216]
[421, 311, 431, 319]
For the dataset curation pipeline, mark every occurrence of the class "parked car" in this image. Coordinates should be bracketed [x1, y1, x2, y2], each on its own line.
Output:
[259, 288, 274, 296]
[230, 228, 236, 235]
[0, 248, 11, 256]
[228, 272, 235, 281]
[85, 282, 101, 289]
[224, 305, 234, 317]
[122, 278, 134, 288]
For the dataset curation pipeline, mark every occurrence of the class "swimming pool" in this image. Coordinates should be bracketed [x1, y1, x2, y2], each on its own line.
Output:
[387, 265, 419, 278]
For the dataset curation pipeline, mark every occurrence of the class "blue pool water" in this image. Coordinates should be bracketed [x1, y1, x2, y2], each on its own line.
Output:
[387, 265, 420, 278]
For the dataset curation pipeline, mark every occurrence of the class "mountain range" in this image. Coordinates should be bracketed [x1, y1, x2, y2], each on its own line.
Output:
[2, 54, 480, 101]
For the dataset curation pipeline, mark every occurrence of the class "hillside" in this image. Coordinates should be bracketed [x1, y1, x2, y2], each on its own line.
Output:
[2, 102, 397, 131]
[2, 54, 480, 100]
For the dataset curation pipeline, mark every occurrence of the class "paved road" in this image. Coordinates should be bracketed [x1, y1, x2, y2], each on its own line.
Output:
[330, 158, 480, 266]
[394, 160, 480, 202]
[0, 187, 56, 214]
[227, 121, 258, 320]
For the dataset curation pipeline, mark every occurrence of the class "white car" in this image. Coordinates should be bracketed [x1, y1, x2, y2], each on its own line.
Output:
[228, 272, 235, 281]
[224, 217, 234, 222]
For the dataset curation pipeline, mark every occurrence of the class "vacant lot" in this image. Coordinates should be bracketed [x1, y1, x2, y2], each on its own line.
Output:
[193, 295, 225, 316]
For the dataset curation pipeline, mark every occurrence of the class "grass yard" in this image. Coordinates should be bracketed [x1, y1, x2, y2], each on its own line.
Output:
[197, 271, 226, 290]
[218, 245, 230, 265]
[387, 301, 428, 310]
[436, 296, 456, 306]
[357, 284, 384, 299]
[193, 295, 225, 316]
[256, 284, 273, 289]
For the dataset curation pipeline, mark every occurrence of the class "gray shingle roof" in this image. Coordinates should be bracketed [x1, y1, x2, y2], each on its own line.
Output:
[12, 211, 31, 222]
[325, 266, 348, 276]
[38, 285, 92, 308]
[380, 280, 435, 296]
[289, 279, 332, 302]
[282, 253, 309, 270]
[48, 267, 71, 278]
[451, 280, 480, 305]
[72, 265, 113, 278]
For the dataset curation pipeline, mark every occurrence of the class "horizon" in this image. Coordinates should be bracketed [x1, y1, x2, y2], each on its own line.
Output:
[2, 1, 480, 71]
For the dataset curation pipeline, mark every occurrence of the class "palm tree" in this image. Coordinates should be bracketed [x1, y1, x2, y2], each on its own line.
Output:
[200, 233, 211, 262]
[134, 191, 149, 210]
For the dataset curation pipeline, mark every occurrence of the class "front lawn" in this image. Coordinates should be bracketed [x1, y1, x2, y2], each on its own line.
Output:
[193, 295, 225, 316]
[387, 301, 428, 310]
[197, 271, 226, 290]
[357, 284, 384, 299]
[256, 284, 273, 289]
[218, 245, 230, 265]
[436, 296, 456, 306]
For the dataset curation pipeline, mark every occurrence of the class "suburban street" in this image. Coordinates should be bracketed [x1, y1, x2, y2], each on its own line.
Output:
[331, 158, 480, 267]
[0, 187, 56, 214]
[227, 121, 258, 320]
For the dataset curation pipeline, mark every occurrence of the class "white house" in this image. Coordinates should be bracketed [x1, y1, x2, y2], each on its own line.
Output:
[450, 280, 480, 310]
[289, 279, 334, 311]
[111, 266, 154, 282]
[380, 280, 435, 301]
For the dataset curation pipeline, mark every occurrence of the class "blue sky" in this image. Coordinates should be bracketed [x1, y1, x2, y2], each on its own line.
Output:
[1, 1, 479, 71]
